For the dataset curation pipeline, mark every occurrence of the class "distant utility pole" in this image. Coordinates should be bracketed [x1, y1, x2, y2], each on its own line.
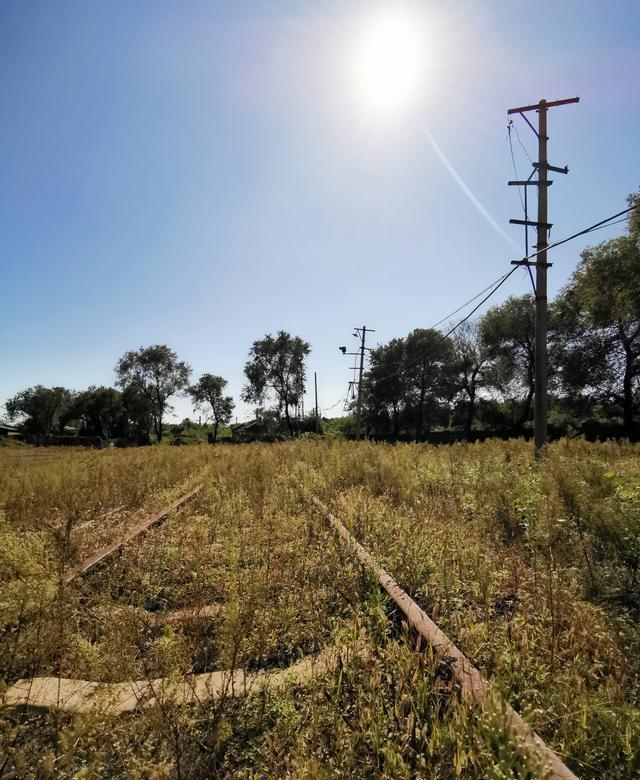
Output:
[314, 371, 320, 434]
[354, 325, 375, 441]
[339, 325, 375, 440]
[507, 96, 579, 456]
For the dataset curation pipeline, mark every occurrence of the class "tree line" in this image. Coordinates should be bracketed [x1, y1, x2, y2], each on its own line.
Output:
[362, 194, 640, 440]
[4, 333, 310, 445]
[4, 194, 639, 444]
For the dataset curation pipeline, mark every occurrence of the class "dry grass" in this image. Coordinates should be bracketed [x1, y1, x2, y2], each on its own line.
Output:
[1, 439, 639, 778]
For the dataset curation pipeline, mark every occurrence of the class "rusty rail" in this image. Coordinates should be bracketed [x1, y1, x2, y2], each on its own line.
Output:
[310, 495, 578, 780]
[64, 485, 203, 583]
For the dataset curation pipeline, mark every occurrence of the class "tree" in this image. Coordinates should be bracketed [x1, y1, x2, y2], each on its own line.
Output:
[403, 328, 456, 441]
[188, 374, 234, 443]
[558, 215, 640, 432]
[121, 383, 153, 445]
[452, 321, 489, 437]
[115, 345, 191, 442]
[365, 338, 405, 436]
[64, 386, 126, 440]
[480, 295, 536, 430]
[6, 385, 72, 444]
[242, 331, 310, 437]
[479, 294, 568, 431]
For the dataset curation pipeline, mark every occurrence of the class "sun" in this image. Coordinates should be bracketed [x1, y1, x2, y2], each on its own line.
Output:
[351, 9, 426, 118]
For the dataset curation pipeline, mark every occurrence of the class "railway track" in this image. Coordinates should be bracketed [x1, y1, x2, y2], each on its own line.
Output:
[310, 495, 578, 780]
[64, 484, 203, 583]
[2, 484, 579, 778]
[2, 484, 345, 715]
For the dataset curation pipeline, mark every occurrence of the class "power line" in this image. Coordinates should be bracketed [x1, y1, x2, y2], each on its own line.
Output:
[371, 201, 640, 389]
[507, 111, 538, 293]
[585, 216, 629, 233]
[507, 122, 525, 212]
[430, 272, 512, 329]
[371, 267, 521, 386]
[322, 393, 347, 413]
[512, 202, 640, 267]
[507, 120, 536, 291]
[323, 207, 637, 417]
[513, 120, 533, 164]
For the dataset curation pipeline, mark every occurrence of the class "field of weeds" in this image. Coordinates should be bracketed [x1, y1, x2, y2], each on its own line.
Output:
[1, 439, 639, 779]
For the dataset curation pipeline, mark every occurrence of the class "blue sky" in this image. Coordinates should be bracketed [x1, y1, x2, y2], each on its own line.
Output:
[1, 0, 639, 423]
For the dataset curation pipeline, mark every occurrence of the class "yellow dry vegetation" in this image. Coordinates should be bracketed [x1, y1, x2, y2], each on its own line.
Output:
[1, 438, 639, 778]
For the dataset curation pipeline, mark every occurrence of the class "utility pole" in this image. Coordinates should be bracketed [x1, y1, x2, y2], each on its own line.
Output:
[339, 326, 375, 441]
[508, 96, 579, 456]
[314, 371, 320, 434]
[354, 325, 375, 441]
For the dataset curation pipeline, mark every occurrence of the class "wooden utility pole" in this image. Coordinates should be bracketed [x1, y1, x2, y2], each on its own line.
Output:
[354, 325, 374, 441]
[340, 326, 375, 441]
[314, 371, 320, 433]
[508, 96, 579, 456]
[535, 103, 550, 456]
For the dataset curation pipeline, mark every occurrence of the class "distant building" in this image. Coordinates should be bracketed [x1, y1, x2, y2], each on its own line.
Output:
[229, 419, 267, 442]
[0, 423, 23, 440]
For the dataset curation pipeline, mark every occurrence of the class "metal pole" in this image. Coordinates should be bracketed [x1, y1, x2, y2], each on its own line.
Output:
[535, 101, 548, 456]
[355, 325, 366, 441]
[314, 371, 320, 434]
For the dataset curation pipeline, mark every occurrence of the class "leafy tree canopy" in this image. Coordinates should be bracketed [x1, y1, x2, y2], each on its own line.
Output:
[557, 205, 640, 430]
[64, 386, 126, 440]
[188, 374, 234, 442]
[6, 385, 72, 444]
[115, 345, 191, 442]
[242, 331, 310, 436]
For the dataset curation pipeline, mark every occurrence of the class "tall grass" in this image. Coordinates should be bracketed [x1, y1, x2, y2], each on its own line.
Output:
[1, 439, 639, 778]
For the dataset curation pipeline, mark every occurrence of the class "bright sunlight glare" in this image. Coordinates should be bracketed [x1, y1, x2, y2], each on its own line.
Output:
[351, 10, 426, 118]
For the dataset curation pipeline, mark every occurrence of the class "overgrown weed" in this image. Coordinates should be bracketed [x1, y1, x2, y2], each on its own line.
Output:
[1, 439, 639, 777]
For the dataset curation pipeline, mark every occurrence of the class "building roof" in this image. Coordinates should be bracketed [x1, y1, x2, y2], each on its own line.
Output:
[0, 422, 20, 432]
[229, 419, 263, 431]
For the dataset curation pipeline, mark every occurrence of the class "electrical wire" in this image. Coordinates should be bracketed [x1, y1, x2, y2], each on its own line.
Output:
[513, 202, 640, 266]
[322, 394, 348, 413]
[430, 272, 512, 330]
[507, 120, 536, 292]
[507, 122, 525, 212]
[573, 215, 630, 234]
[370, 202, 640, 387]
[339, 271, 514, 395]
[372, 267, 521, 385]
[513, 121, 533, 164]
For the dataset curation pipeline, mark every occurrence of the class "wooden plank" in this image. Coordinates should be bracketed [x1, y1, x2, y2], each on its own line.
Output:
[64, 485, 203, 583]
[310, 495, 578, 780]
[3, 677, 152, 714]
[2, 647, 347, 714]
